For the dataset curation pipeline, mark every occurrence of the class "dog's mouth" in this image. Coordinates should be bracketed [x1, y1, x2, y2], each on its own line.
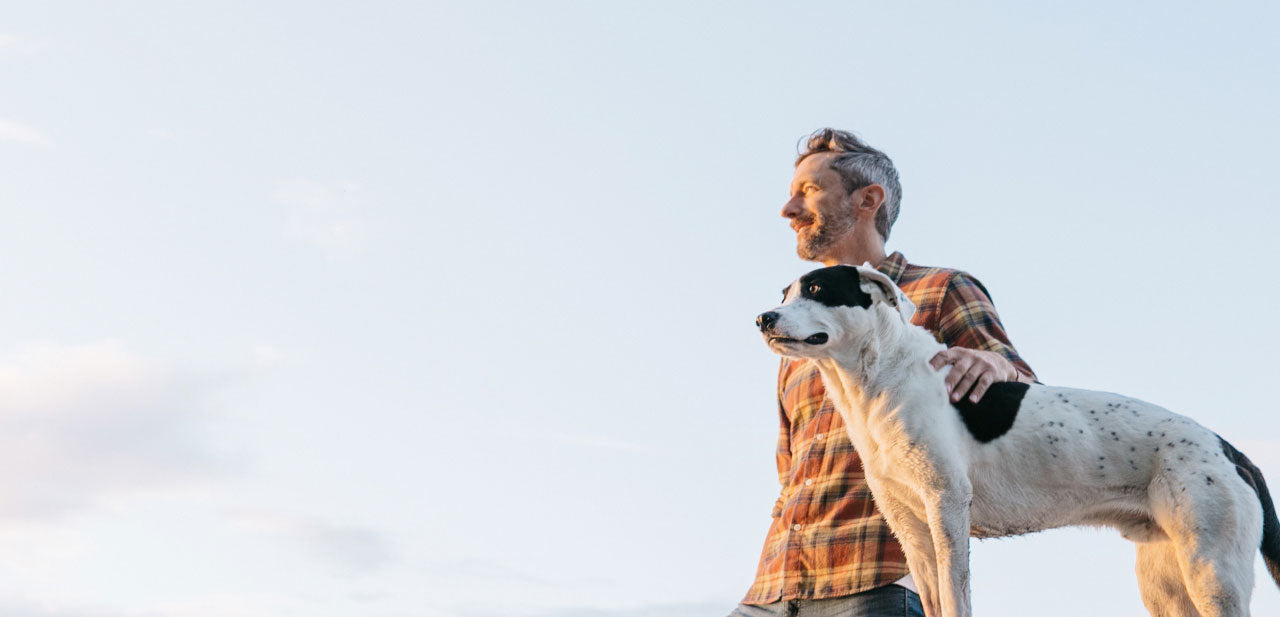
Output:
[769, 333, 829, 345]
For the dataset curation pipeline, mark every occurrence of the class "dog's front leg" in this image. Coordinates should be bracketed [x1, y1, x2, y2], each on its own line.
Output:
[925, 483, 972, 617]
[900, 530, 942, 617]
[874, 493, 942, 617]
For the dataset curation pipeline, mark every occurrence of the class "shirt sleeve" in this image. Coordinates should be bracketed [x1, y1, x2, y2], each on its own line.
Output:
[772, 360, 793, 517]
[937, 272, 1037, 381]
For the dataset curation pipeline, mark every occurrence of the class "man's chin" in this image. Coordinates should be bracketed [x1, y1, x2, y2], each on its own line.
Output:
[796, 242, 825, 262]
[795, 230, 831, 261]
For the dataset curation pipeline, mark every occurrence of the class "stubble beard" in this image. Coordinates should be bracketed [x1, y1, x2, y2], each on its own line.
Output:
[795, 208, 856, 262]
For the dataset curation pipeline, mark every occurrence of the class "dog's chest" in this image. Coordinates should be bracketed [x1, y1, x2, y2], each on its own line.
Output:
[854, 413, 951, 488]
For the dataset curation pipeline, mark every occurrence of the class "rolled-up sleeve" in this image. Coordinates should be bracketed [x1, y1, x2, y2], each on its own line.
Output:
[937, 272, 1036, 381]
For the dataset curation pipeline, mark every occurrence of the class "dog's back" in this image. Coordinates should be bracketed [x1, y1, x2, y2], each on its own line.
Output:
[959, 385, 1245, 543]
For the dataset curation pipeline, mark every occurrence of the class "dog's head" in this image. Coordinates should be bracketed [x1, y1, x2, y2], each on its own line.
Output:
[757, 264, 915, 359]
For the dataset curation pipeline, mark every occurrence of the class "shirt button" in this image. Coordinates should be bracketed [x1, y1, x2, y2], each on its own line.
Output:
[804, 478, 814, 486]
[815, 433, 824, 440]
[792, 523, 802, 531]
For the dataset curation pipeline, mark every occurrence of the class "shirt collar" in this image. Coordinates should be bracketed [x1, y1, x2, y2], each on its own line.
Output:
[876, 251, 909, 284]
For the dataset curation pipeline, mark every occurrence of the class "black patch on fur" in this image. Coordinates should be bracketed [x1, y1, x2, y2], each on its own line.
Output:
[797, 266, 874, 309]
[951, 382, 1030, 443]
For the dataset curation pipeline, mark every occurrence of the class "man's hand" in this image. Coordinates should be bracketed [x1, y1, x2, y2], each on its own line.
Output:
[929, 347, 1018, 403]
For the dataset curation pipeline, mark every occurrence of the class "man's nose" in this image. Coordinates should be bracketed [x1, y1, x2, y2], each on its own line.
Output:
[757, 311, 778, 331]
[781, 196, 802, 218]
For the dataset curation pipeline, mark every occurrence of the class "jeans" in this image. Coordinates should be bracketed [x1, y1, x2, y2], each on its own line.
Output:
[728, 585, 925, 617]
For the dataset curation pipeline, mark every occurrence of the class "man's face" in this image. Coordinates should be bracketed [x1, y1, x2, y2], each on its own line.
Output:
[782, 152, 857, 262]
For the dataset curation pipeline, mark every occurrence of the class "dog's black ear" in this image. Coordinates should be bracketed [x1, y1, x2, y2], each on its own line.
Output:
[856, 264, 915, 323]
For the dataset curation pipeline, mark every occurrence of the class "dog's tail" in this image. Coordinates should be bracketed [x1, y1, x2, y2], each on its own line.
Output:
[1218, 435, 1280, 587]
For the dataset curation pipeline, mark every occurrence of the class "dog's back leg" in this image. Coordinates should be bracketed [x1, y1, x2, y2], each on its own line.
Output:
[1152, 472, 1259, 617]
[1170, 534, 1252, 617]
[1137, 541, 1202, 617]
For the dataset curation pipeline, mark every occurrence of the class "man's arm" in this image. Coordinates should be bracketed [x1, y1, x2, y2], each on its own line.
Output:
[772, 360, 793, 517]
[928, 272, 1036, 403]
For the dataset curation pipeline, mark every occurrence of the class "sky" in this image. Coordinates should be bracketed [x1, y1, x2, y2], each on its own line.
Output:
[1, 1, 1278, 616]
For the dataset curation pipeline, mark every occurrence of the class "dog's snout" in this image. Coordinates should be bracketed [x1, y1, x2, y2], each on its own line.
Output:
[757, 311, 779, 331]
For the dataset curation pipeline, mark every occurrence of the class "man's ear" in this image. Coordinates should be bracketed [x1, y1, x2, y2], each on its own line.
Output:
[856, 264, 915, 323]
[854, 184, 885, 220]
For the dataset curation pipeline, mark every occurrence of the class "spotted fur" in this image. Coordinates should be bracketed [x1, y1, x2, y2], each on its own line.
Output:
[758, 264, 1279, 617]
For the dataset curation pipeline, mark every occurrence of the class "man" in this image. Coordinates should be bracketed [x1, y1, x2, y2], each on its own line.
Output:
[731, 129, 1036, 617]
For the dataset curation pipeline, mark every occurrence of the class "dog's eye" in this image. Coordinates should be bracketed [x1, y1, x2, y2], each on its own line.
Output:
[808, 283, 821, 295]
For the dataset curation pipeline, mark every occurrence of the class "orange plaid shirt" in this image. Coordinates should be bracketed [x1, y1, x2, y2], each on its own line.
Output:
[743, 252, 1036, 604]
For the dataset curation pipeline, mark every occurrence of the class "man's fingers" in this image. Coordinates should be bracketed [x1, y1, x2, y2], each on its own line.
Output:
[932, 347, 1016, 401]
[944, 360, 975, 392]
[950, 366, 979, 402]
[969, 372, 996, 403]
[929, 348, 958, 371]
[947, 355, 972, 394]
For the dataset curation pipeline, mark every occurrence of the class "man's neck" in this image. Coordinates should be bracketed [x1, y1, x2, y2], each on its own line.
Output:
[819, 241, 887, 268]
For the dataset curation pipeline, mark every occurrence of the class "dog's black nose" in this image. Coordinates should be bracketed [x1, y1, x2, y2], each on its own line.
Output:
[757, 311, 778, 331]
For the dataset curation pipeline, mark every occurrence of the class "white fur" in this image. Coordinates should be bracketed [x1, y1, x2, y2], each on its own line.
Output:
[763, 265, 1265, 617]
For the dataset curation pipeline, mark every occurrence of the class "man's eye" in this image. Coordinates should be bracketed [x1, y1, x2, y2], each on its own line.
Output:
[808, 284, 821, 294]
[804, 185, 819, 194]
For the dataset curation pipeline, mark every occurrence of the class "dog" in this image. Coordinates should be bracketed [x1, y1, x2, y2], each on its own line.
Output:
[756, 264, 1280, 617]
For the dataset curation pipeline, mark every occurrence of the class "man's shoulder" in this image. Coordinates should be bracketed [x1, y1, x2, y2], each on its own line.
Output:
[897, 259, 970, 293]
[893, 257, 995, 307]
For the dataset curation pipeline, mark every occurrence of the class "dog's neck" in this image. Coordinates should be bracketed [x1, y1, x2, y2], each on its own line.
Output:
[810, 305, 945, 437]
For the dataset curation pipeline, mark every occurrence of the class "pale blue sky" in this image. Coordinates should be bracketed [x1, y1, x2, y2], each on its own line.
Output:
[1, 2, 1278, 616]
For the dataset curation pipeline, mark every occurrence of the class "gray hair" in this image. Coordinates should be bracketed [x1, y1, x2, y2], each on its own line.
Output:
[796, 128, 902, 241]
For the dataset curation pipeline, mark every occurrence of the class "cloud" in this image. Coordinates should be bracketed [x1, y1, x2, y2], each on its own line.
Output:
[425, 558, 631, 617]
[0, 118, 51, 148]
[497, 423, 652, 455]
[137, 592, 291, 617]
[272, 179, 376, 255]
[538, 430, 651, 454]
[250, 344, 283, 369]
[144, 128, 179, 141]
[0, 34, 47, 55]
[0, 341, 222, 520]
[0, 594, 283, 617]
[0, 597, 141, 617]
[423, 558, 562, 588]
[0, 603, 117, 617]
[229, 508, 396, 573]
[470, 603, 726, 617]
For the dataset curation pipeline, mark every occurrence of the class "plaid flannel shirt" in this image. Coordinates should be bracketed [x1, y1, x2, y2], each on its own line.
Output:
[743, 252, 1036, 604]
